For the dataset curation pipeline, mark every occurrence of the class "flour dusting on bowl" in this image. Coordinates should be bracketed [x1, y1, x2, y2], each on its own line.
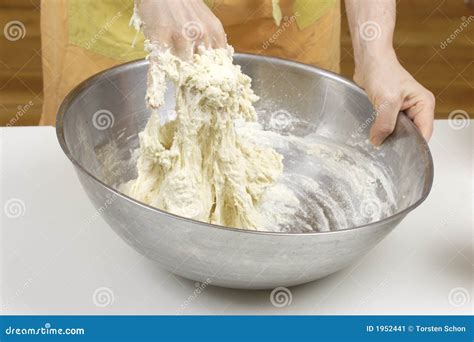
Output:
[236, 118, 397, 233]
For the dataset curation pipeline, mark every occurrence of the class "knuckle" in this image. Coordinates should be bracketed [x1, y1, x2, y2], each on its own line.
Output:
[426, 90, 436, 104]
[210, 16, 223, 28]
[171, 31, 183, 41]
[380, 92, 401, 106]
[376, 122, 396, 135]
[205, 27, 215, 38]
[215, 21, 225, 33]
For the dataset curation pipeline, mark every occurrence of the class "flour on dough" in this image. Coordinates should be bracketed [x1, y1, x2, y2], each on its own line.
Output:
[121, 43, 283, 230]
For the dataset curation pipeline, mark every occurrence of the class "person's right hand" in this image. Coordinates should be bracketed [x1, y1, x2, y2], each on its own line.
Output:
[138, 0, 227, 60]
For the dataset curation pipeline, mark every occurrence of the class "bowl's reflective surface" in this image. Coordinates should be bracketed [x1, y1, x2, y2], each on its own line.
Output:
[57, 55, 433, 289]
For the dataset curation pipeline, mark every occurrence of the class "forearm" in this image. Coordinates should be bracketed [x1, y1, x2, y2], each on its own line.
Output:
[345, 0, 397, 67]
[344, 0, 434, 144]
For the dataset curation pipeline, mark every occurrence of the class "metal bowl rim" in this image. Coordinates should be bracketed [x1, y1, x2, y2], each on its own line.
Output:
[56, 53, 434, 237]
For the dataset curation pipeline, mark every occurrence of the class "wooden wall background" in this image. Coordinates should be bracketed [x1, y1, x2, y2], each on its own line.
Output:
[0, 0, 473, 126]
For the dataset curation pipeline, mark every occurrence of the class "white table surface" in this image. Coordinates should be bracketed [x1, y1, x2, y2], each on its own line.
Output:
[0, 121, 472, 315]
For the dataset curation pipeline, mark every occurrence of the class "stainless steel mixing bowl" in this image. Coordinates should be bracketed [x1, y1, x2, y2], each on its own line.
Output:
[56, 54, 433, 289]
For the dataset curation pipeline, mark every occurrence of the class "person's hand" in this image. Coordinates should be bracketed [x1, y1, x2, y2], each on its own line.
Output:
[354, 49, 435, 145]
[138, 0, 227, 60]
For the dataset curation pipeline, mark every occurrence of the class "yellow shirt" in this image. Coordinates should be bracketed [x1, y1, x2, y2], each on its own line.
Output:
[68, 0, 337, 61]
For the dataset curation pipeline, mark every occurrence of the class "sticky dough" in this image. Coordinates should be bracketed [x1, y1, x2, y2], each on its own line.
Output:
[121, 44, 283, 230]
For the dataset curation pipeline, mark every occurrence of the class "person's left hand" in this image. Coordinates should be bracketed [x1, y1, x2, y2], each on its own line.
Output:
[353, 49, 435, 145]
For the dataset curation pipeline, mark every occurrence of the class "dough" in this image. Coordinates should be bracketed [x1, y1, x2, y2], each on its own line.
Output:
[121, 44, 283, 230]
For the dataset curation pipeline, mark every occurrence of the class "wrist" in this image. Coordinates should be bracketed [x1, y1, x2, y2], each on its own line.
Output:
[353, 47, 397, 85]
[354, 45, 396, 67]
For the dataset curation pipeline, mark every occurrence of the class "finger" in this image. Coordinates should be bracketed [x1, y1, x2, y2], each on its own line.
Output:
[212, 31, 227, 49]
[172, 33, 193, 61]
[405, 91, 435, 141]
[413, 109, 434, 141]
[369, 96, 402, 146]
[211, 22, 227, 49]
[199, 34, 212, 50]
[147, 30, 172, 52]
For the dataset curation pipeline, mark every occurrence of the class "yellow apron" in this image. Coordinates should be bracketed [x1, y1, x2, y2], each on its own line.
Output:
[40, 0, 340, 126]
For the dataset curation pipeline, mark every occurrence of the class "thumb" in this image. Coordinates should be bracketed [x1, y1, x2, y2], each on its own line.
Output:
[369, 95, 402, 146]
